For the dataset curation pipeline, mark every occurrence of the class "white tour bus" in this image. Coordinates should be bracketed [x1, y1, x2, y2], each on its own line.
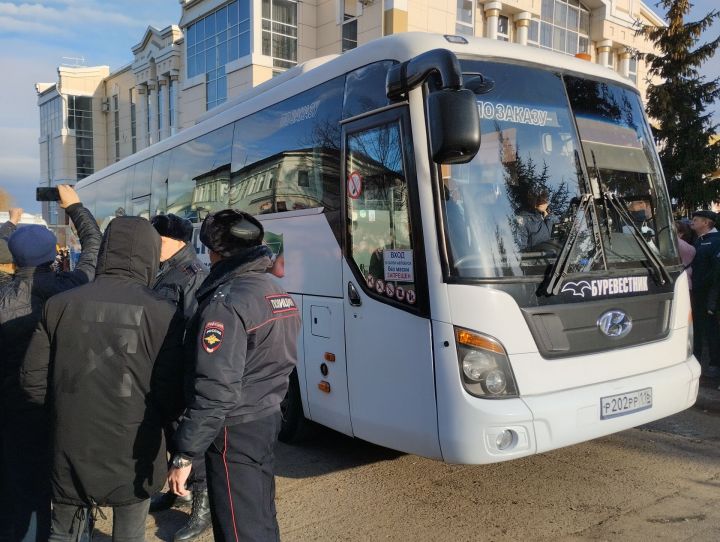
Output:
[75, 33, 699, 464]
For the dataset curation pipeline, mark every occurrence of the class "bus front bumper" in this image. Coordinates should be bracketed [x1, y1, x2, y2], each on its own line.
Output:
[438, 356, 700, 464]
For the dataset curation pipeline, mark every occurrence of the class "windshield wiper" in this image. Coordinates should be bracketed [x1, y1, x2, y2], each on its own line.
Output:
[603, 191, 672, 286]
[543, 193, 593, 296]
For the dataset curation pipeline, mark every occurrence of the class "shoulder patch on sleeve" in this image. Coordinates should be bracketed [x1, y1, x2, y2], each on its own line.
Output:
[265, 293, 298, 314]
[202, 321, 225, 353]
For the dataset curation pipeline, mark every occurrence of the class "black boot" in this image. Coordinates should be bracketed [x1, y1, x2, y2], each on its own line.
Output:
[174, 489, 212, 541]
[149, 491, 193, 512]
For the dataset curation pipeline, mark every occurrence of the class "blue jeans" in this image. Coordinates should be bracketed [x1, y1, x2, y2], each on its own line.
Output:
[49, 499, 150, 542]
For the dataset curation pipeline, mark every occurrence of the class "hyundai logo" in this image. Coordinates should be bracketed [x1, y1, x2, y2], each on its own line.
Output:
[597, 310, 632, 338]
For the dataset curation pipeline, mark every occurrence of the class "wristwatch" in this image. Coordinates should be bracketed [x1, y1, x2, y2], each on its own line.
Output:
[171, 454, 193, 469]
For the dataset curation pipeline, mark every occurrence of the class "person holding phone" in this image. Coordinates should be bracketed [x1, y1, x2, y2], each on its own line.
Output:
[0, 185, 101, 542]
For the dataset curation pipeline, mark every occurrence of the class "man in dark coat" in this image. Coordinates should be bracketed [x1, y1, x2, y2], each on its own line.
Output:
[0, 186, 100, 542]
[20, 216, 184, 541]
[168, 210, 300, 542]
[690, 210, 720, 377]
[149, 213, 211, 541]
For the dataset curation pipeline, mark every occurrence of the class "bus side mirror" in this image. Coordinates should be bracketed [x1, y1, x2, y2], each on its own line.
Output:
[427, 89, 480, 164]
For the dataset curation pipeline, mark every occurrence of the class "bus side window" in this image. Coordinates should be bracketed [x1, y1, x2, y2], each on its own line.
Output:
[347, 120, 417, 304]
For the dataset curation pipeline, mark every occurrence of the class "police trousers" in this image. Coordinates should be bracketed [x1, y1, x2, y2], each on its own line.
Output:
[205, 412, 282, 542]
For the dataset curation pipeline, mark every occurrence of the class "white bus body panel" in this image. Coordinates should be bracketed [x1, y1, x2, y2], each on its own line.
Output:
[343, 260, 442, 459]
[256, 208, 342, 298]
[435, 274, 700, 464]
[301, 295, 352, 436]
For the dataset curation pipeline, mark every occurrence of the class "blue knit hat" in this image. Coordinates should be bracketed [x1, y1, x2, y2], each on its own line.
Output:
[8, 226, 57, 267]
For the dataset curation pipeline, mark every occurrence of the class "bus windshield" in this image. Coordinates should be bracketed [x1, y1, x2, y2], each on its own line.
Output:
[441, 60, 677, 280]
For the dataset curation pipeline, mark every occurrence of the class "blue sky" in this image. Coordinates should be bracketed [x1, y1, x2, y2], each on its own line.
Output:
[0, 0, 717, 213]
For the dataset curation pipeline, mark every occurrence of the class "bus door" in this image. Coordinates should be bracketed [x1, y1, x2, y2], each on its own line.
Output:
[341, 107, 441, 459]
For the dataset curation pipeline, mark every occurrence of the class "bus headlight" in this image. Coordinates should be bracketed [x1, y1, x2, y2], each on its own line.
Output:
[455, 327, 518, 398]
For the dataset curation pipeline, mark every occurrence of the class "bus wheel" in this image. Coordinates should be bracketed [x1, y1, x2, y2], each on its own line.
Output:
[279, 370, 311, 444]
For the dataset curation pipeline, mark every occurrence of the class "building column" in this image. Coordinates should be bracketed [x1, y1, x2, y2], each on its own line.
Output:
[136, 84, 148, 150]
[619, 48, 632, 78]
[170, 70, 180, 136]
[597, 39, 613, 68]
[146, 79, 157, 146]
[483, 2, 502, 40]
[514, 12, 531, 46]
[384, 0, 408, 36]
[158, 76, 170, 141]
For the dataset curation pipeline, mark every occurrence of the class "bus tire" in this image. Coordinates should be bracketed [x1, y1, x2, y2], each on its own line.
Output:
[279, 370, 312, 444]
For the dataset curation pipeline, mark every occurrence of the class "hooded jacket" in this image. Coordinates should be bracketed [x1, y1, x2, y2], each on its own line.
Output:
[20, 216, 184, 506]
[174, 245, 300, 459]
[0, 203, 101, 418]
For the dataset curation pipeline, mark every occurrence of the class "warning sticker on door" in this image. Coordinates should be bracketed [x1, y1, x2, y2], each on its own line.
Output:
[347, 171, 363, 199]
[383, 249, 414, 282]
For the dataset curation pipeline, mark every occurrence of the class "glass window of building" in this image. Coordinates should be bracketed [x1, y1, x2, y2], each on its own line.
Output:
[67, 95, 94, 179]
[629, 57, 638, 84]
[539, 0, 590, 56]
[130, 90, 137, 153]
[455, 0, 474, 36]
[262, 0, 298, 70]
[497, 15, 509, 41]
[342, 0, 359, 52]
[146, 90, 151, 144]
[168, 80, 175, 127]
[528, 17, 540, 46]
[157, 84, 164, 131]
[113, 95, 120, 162]
[187, 0, 250, 79]
[187, 1, 251, 110]
[39, 96, 61, 139]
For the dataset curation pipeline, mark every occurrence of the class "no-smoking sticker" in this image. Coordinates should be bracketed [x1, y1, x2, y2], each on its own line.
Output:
[347, 171, 363, 199]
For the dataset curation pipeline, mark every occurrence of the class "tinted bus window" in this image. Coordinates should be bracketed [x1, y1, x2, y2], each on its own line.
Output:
[229, 76, 344, 215]
[151, 151, 170, 216]
[132, 159, 153, 198]
[96, 168, 130, 231]
[168, 124, 233, 222]
[343, 61, 395, 119]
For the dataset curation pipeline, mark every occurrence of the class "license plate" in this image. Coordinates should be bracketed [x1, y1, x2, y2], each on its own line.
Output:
[600, 387, 652, 420]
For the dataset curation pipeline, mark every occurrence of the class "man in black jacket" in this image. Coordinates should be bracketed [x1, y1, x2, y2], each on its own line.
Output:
[168, 210, 300, 542]
[20, 216, 185, 541]
[0, 186, 100, 542]
[149, 214, 211, 541]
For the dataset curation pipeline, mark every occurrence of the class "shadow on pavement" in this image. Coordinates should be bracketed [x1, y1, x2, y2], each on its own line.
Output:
[275, 425, 404, 479]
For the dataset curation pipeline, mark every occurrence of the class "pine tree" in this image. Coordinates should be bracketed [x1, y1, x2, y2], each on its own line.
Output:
[637, 0, 720, 209]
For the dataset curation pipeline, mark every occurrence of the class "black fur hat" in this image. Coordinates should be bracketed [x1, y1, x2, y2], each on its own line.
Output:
[200, 209, 264, 257]
[150, 214, 193, 243]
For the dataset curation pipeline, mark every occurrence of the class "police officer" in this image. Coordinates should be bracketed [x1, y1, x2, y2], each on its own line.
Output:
[168, 210, 300, 542]
[690, 210, 720, 377]
[149, 214, 210, 541]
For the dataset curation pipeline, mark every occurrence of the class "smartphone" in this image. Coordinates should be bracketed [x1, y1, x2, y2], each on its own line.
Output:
[36, 187, 60, 202]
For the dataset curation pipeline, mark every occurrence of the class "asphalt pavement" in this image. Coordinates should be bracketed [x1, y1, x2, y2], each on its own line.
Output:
[696, 376, 720, 413]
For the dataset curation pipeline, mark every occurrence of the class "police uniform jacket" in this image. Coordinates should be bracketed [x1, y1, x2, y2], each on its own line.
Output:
[153, 242, 207, 319]
[0, 204, 101, 418]
[174, 245, 300, 459]
[691, 231, 720, 298]
[19, 217, 185, 507]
